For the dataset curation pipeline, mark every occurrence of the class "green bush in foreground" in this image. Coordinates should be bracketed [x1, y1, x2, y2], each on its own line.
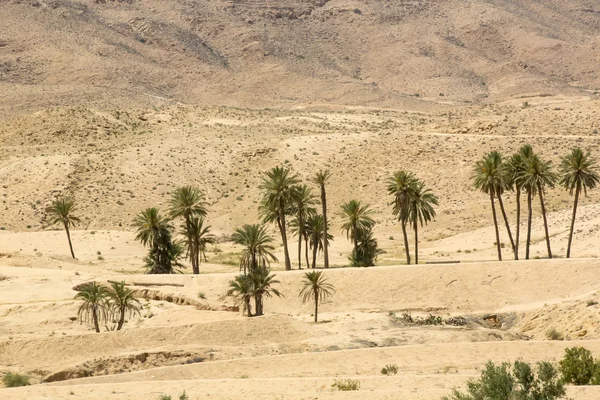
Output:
[443, 360, 565, 400]
[2, 372, 30, 388]
[558, 346, 600, 385]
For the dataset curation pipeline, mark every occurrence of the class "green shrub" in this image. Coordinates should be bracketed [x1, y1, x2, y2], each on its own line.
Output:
[159, 396, 172, 400]
[2, 372, 30, 387]
[443, 360, 565, 400]
[332, 379, 360, 391]
[559, 346, 595, 385]
[546, 328, 564, 341]
[381, 364, 399, 375]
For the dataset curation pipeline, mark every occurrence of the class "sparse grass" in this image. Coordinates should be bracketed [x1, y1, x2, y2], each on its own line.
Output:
[332, 379, 360, 391]
[2, 372, 30, 387]
[546, 328, 564, 341]
[197, 291, 206, 300]
[381, 364, 399, 375]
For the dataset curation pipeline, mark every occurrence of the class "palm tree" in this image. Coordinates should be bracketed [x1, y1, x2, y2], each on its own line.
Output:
[407, 181, 438, 264]
[518, 154, 558, 258]
[107, 281, 141, 331]
[517, 144, 535, 259]
[387, 170, 418, 264]
[340, 200, 375, 253]
[305, 214, 332, 269]
[350, 227, 383, 267]
[289, 216, 311, 268]
[227, 275, 253, 317]
[248, 267, 283, 316]
[503, 153, 526, 260]
[231, 224, 278, 275]
[559, 148, 600, 258]
[75, 282, 109, 333]
[292, 185, 318, 270]
[143, 239, 185, 274]
[46, 197, 81, 259]
[133, 208, 172, 251]
[299, 271, 335, 323]
[312, 170, 332, 268]
[472, 152, 506, 261]
[169, 186, 207, 274]
[181, 217, 215, 274]
[259, 166, 301, 270]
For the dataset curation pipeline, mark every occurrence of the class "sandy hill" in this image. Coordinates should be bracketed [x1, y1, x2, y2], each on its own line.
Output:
[1, 0, 600, 115]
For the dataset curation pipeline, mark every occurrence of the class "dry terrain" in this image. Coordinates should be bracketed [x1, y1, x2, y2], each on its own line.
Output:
[2, 0, 600, 399]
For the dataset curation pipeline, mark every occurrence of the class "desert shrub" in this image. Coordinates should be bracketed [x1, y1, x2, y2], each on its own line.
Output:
[445, 316, 467, 326]
[559, 346, 595, 385]
[546, 328, 564, 341]
[443, 360, 565, 400]
[381, 364, 399, 375]
[2, 372, 30, 387]
[415, 314, 443, 325]
[159, 396, 172, 400]
[332, 379, 360, 391]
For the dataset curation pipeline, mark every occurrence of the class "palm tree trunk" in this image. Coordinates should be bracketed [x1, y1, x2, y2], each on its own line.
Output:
[566, 183, 580, 258]
[496, 191, 516, 259]
[312, 239, 318, 269]
[304, 234, 310, 268]
[314, 291, 318, 323]
[64, 223, 76, 259]
[279, 202, 292, 270]
[537, 183, 552, 259]
[526, 190, 533, 260]
[321, 185, 329, 269]
[414, 220, 419, 265]
[490, 191, 502, 261]
[254, 295, 261, 316]
[92, 307, 100, 333]
[117, 306, 125, 331]
[401, 218, 411, 265]
[515, 187, 521, 260]
[298, 215, 303, 270]
[245, 298, 252, 317]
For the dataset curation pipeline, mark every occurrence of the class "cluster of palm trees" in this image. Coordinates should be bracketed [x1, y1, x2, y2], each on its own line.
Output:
[133, 186, 215, 274]
[74, 281, 141, 333]
[472, 146, 599, 261]
[386, 172, 439, 264]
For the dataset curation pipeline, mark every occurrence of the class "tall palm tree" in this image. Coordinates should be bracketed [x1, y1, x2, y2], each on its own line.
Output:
[305, 214, 332, 269]
[472, 152, 506, 261]
[289, 216, 311, 268]
[559, 148, 600, 258]
[248, 267, 283, 316]
[292, 185, 318, 270]
[299, 271, 335, 323]
[340, 200, 375, 253]
[75, 282, 109, 333]
[387, 170, 418, 264]
[46, 197, 81, 259]
[107, 281, 141, 331]
[517, 144, 535, 259]
[312, 170, 332, 268]
[181, 217, 215, 274]
[407, 181, 438, 264]
[227, 274, 253, 317]
[169, 186, 207, 274]
[518, 154, 558, 259]
[231, 224, 278, 275]
[503, 153, 526, 260]
[259, 166, 301, 270]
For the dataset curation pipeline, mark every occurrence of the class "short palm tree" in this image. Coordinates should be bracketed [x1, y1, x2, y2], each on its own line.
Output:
[340, 200, 375, 253]
[472, 152, 508, 261]
[305, 214, 332, 269]
[292, 185, 318, 270]
[75, 282, 109, 333]
[248, 267, 283, 316]
[387, 170, 418, 264]
[259, 166, 301, 270]
[227, 274, 253, 317]
[181, 217, 215, 274]
[46, 197, 81, 259]
[350, 227, 383, 267]
[518, 154, 558, 259]
[407, 181, 438, 264]
[107, 281, 141, 331]
[559, 148, 600, 258]
[232, 224, 278, 275]
[299, 271, 335, 323]
[168, 186, 208, 274]
[312, 170, 332, 268]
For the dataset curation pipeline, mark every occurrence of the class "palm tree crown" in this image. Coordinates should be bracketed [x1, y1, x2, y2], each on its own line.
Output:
[559, 148, 600, 195]
[299, 271, 335, 322]
[75, 282, 109, 333]
[46, 197, 81, 228]
[232, 224, 278, 274]
[168, 186, 207, 221]
[472, 151, 507, 195]
[107, 281, 141, 331]
[340, 200, 375, 248]
[133, 208, 172, 248]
